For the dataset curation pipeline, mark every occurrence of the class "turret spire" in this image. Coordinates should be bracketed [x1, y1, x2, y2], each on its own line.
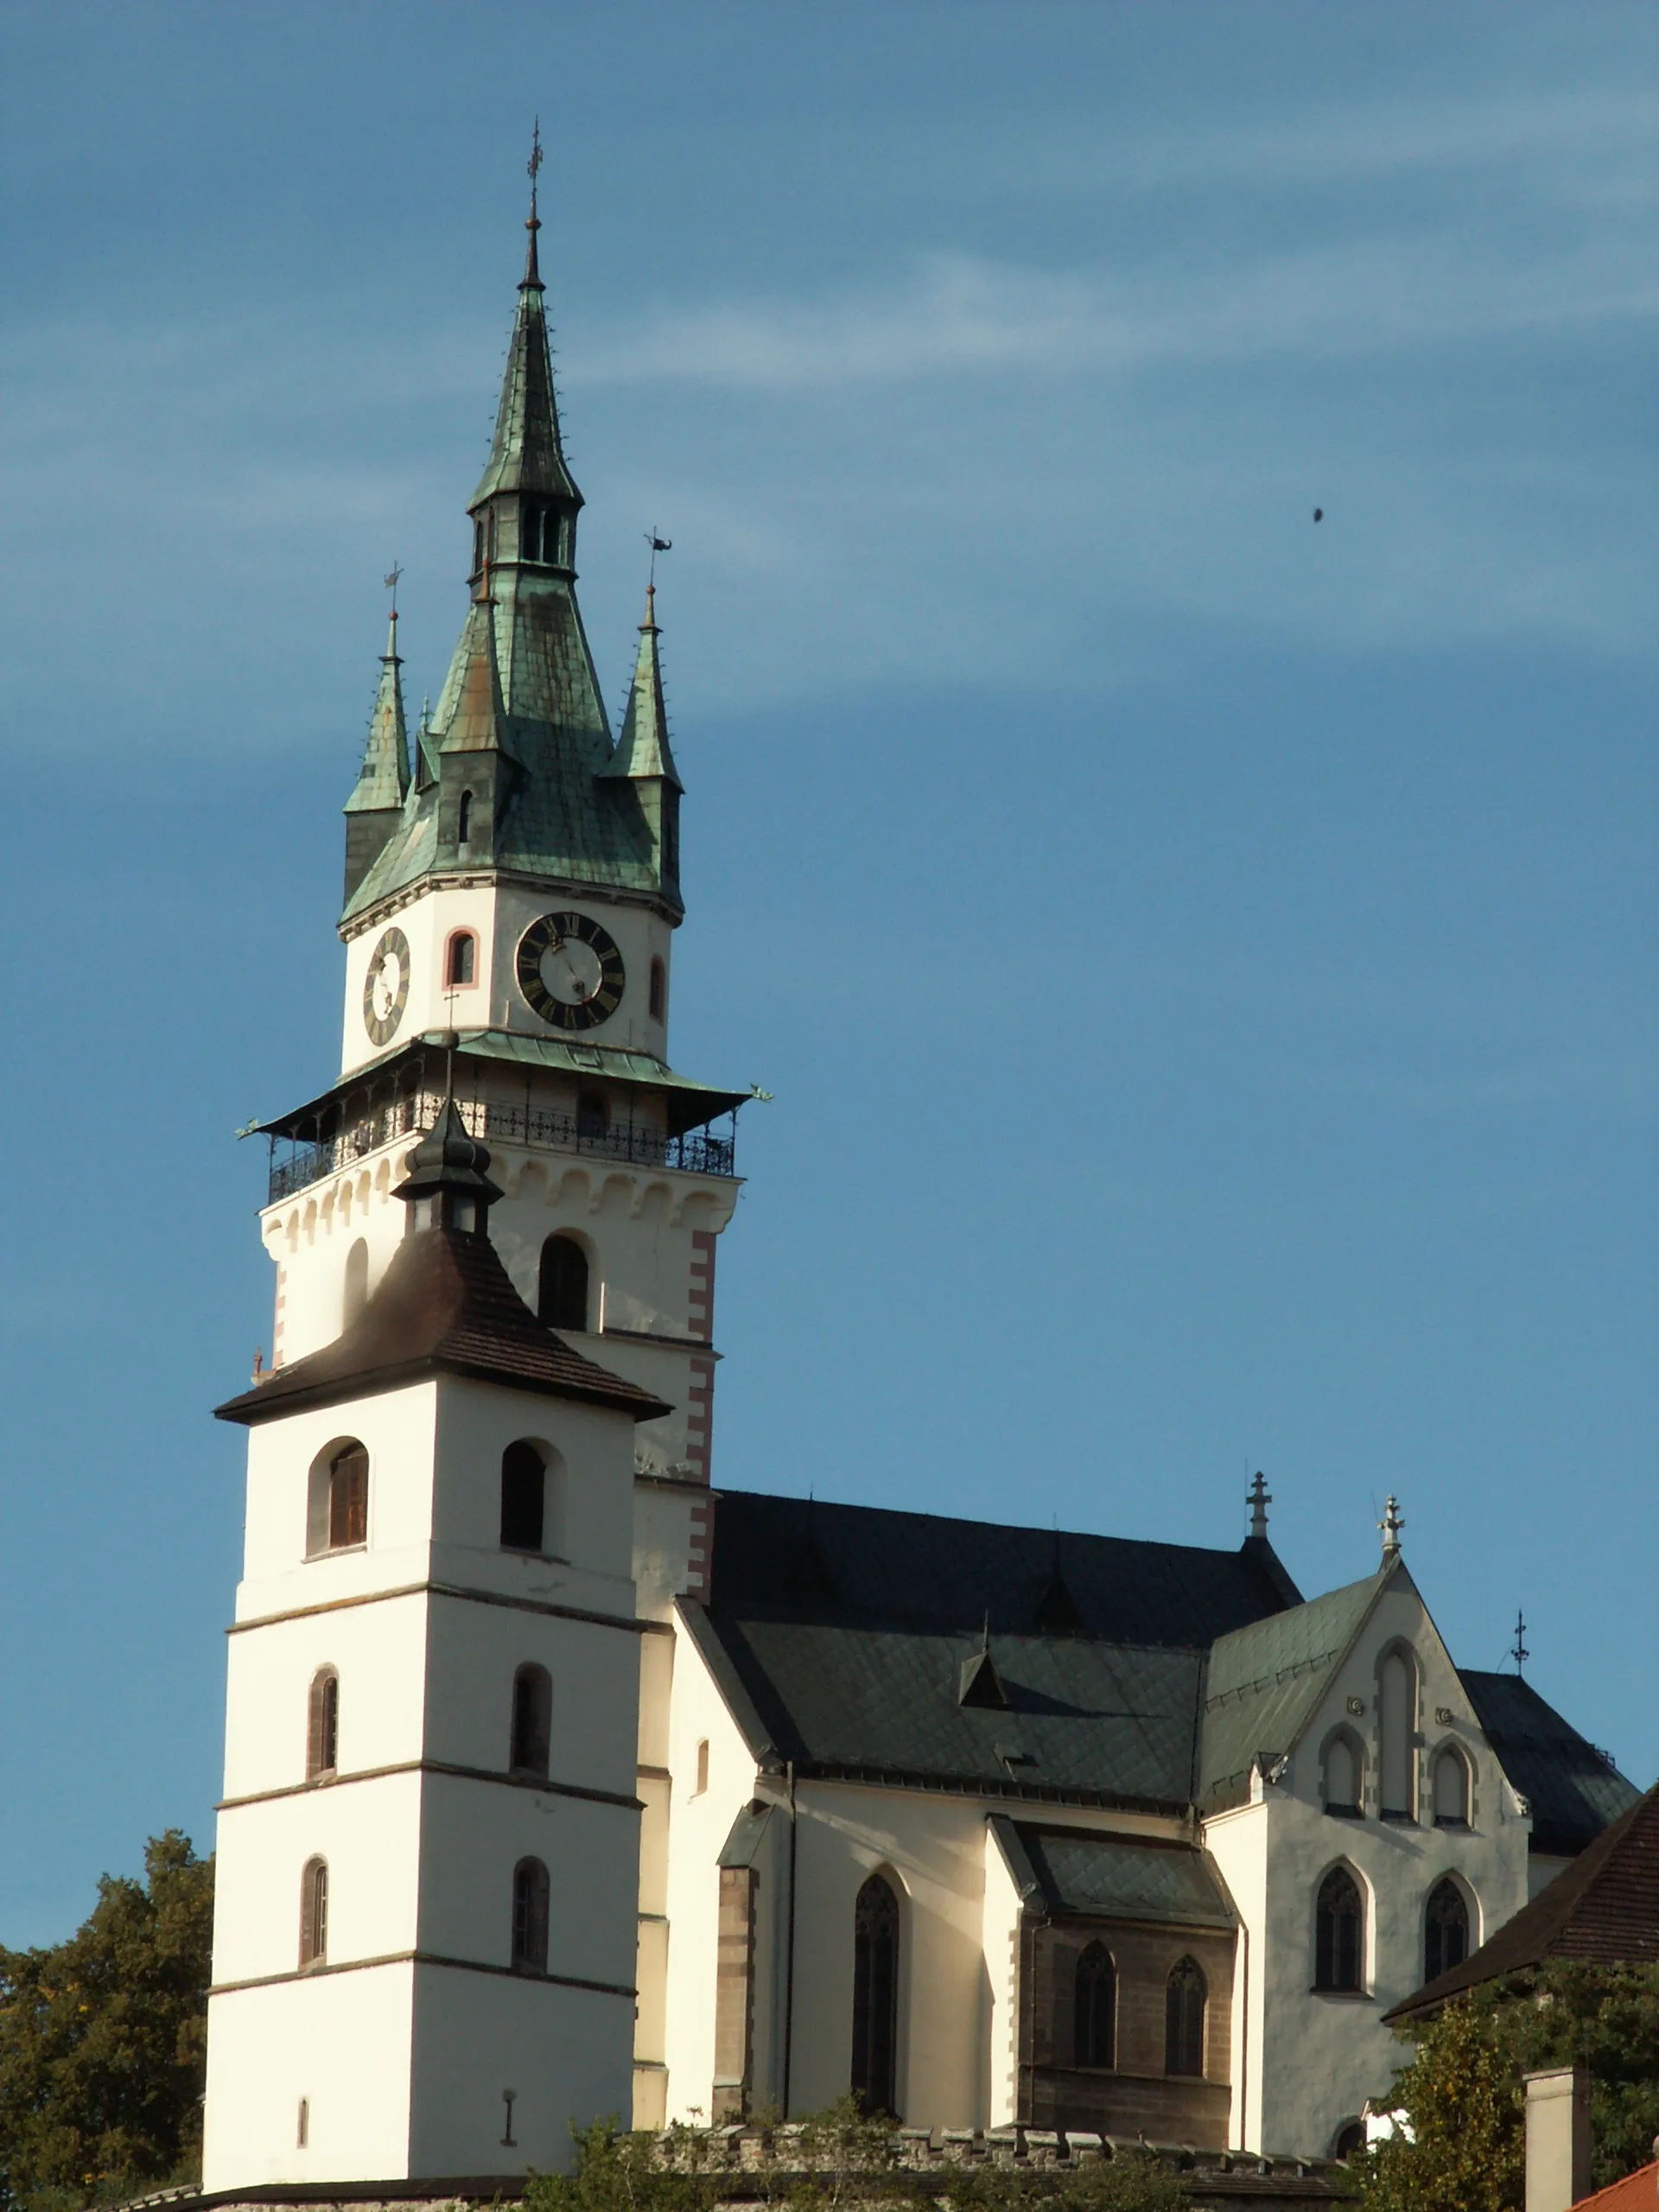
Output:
[342, 594, 412, 904]
[602, 578, 684, 911]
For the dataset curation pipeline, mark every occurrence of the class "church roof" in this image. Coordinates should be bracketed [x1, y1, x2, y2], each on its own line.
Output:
[993, 1818, 1237, 1929]
[690, 1492, 1634, 1837]
[1460, 1670, 1641, 1859]
[685, 1491, 1302, 1808]
[1386, 1779, 1659, 2021]
[1198, 1567, 1394, 1810]
[215, 1220, 670, 1426]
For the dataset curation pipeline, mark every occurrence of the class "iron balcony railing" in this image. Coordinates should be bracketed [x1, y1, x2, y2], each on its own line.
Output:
[268, 1092, 736, 1206]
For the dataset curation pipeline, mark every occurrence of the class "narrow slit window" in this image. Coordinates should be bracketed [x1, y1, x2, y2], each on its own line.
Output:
[510, 1663, 552, 1777]
[307, 1669, 339, 1779]
[342, 1238, 369, 1329]
[457, 791, 474, 846]
[512, 1857, 550, 1972]
[299, 1857, 328, 1967]
[649, 957, 666, 1023]
[500, 1441, 546, 1552]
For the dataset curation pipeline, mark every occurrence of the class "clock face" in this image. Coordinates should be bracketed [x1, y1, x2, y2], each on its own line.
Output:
[517, 910, 626, 1032]
[362, 926, 411, 1046]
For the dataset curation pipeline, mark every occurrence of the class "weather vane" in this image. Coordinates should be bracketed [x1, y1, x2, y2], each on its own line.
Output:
[527, 118, 543, 210]
[384, 563, 404, 617]
[1510, 1609, 1529, 1675]
[645, 529, 671, 588]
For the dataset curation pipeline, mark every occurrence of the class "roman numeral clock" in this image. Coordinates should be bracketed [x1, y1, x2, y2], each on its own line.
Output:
[516, 910, 626, 1032]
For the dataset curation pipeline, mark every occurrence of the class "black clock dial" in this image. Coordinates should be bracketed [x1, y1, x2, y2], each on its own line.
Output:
[362, 926, 411, 1046]
[517, 911, 626, 1033]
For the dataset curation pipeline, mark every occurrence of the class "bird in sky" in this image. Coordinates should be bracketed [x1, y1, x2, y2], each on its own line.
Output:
[1313, 508, 1324, 523]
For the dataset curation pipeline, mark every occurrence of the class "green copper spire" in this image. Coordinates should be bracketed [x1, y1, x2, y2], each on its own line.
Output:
[602, 583, 683, 911]
[340, 184, 674, 929]
[342, 608, 411, 905]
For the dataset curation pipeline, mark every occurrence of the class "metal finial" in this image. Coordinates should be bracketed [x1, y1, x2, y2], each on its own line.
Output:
[645, 529, 671, 591]
[522, 119, 544, 286]
[1379, 1495, 1405, 1558]
[1247, 1471, 1272, 1541]
[1510, 1610, 1529, 1675]
[527, 118, 543, 213]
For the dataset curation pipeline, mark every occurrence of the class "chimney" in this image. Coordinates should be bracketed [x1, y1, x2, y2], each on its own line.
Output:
[1525, 2068, 1592, 2212]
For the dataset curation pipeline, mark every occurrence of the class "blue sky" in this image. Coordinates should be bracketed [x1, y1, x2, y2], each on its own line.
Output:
[0, 3, 1654, 1941]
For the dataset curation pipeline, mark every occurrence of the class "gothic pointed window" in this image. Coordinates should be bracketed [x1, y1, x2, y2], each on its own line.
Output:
[1074, 1942, 1116, 2069]
[500, 1441, 546, 1552]
[1315, 1866, 1364, 1993]
[538, 1234, 589, 1332]
[1164, 1955, 1206, 2076]
[851, 1873, 899, 2117]
[446, 931, 476, 988]
[1424, 1878, 1471, 1982]
[307, 1669, 339, 1779]
[1322, 1730, 1363, 1817]
[1433, 1745, 1470, 1827]
[512, 1857, 550, 1972]
[299, 1857, 328, 1966]
[1379, 1648, 1417, 1820]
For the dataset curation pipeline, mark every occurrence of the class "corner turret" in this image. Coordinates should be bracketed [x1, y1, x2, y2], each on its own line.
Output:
[601, 583, 683, 913]
[341, 609, 410, 905]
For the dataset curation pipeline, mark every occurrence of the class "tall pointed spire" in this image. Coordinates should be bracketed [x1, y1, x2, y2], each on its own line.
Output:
[470, 128, 580, 514]
[342, 604, 411, 905]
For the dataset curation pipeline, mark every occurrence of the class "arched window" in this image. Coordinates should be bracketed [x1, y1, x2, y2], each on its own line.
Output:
[308, 1442, 368, 1556]
[1379, 1648, 1417, 1820]
[576, 1091, 610, 1140]
[1424, 1878, 1471, 1982]
[1315, 1866, 1364, 1993]
[457, 790, 474, 846]
[649, 957, 666, 1023]
[500, 1441, 546, 1553]
[1164, 1955, 1206, 2076]
[1433, 1745, 1470, 1827]
[342, 1239, 369, 1329]
[851, 1872, 900, 2117]
[299, 1857, 328, 1966]
[446, 932, 476, 988]
[538, 1234, 589, 1332]
[307, 1669, 339, 1779]
[1322, 1730, 1363, 1817]
[510, 1663, 552, 1778]
[1073, 1942, 1116, 2069]
[1333, 2122, 1365, 2163]
[512, 1857, 550, 1972]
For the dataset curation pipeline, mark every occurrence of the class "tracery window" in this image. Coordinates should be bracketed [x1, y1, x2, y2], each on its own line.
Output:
[1424, 1878, 1471, 1982]
[1165, 1955, 1206, 2076]
[512, 1857, 550, 1972]
[1073, 1942, 1116, 2069]
[851, 1873, 900, 2117]
[1315, 1866, 1364, 1993]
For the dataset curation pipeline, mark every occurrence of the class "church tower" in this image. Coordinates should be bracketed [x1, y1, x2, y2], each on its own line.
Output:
[206, 175, 745, 2181]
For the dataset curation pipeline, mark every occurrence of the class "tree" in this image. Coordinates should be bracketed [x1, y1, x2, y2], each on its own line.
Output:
[1358, 1964, 1659, 2212]
[0, 1833, 214, 2212]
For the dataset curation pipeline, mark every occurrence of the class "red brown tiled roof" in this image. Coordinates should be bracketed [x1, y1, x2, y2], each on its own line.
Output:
[215, 1224, 671, 1427]
[1387, 1780, 1659, 2021]
[1574, 2161, 1656, 2211]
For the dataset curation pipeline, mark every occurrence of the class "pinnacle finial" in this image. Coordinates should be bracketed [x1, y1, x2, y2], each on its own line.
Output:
[523, 119, 543, 289]
[383, 564, 404, 661]
[1247, 1471, 1272, 1541]
[1379, 1495, 1405, 1559]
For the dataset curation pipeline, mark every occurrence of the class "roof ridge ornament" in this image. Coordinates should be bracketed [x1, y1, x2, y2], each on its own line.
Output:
[1379, 1494, 1405, 1560]
[1247, 1470, 1272, 1541]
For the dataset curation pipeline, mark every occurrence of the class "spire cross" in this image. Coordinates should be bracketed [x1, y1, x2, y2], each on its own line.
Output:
[1247, 1471, 1271, 1541]
[1379, 1494, 1405, 1558]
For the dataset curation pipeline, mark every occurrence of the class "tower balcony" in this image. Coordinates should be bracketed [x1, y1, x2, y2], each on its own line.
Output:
[266, 1090, 737, 1207]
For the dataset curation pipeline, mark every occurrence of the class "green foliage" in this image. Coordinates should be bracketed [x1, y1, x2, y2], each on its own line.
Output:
[1357, 1963, 1659, 2212]
[0, 1834, 214, 2212]
[525, 2102, 1187, 2212]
